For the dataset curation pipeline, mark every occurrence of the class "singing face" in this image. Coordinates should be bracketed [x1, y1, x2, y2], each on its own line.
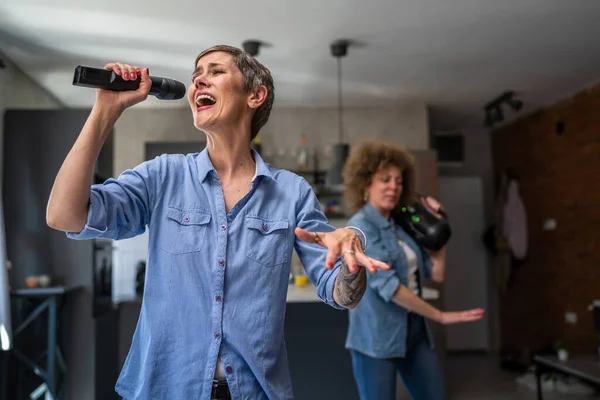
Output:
[187, 51, 250, 134]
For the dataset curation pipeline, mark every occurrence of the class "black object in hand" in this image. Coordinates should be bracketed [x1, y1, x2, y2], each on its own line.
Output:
[72, 65, 186, 100]
[395, 197, 452, 251]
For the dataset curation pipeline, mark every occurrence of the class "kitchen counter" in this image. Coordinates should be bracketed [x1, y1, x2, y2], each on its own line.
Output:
[286, 282, 440, 303]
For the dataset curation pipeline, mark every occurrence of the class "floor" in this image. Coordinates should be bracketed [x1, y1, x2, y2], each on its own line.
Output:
[445, 354, 599, 400]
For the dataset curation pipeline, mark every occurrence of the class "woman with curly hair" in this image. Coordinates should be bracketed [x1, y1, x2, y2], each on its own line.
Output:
[343, 139, 485, 400]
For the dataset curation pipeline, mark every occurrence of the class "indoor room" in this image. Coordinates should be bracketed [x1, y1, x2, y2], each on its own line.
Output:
[1, 1, 599, 399]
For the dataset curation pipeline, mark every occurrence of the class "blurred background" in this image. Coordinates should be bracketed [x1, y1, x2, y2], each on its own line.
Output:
[1, 0, 600, 399]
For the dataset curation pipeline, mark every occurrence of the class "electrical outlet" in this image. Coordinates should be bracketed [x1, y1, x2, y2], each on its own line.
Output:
[565, 311, 578, 324]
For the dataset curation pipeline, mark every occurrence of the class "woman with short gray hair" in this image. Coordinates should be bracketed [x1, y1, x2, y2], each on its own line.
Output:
[46, 45, 390, 400]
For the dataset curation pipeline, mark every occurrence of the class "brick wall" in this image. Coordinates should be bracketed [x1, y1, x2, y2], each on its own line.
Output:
[492, 84, 600, 354]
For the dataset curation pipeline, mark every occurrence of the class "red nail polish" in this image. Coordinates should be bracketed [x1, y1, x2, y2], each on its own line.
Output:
[327, 261, 334, 268]
[123, 72, 129, 79]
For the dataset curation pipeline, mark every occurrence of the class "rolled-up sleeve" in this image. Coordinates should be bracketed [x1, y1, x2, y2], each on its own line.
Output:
[348, 217, 401, 303]
[294, 178, 344, 310]
[67, 156, 164, 241]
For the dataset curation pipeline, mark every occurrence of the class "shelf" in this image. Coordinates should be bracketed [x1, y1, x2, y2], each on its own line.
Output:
[290, 169, 327, 175]
[315, 188, 344, 197]
[325, 213, 348, 219]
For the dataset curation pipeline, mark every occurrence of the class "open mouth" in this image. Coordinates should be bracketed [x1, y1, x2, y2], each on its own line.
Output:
[195, 94, 216, 109]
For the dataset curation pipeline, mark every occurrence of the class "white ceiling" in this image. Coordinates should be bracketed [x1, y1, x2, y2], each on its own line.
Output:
[2, 0, 600, 129]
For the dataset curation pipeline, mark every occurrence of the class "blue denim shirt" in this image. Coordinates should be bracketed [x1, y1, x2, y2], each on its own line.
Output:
[345, 203, 434, 358]
[67, 149, 343, 399]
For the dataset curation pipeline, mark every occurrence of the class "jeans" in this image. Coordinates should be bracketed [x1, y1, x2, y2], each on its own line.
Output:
[350, 313, 446, 400]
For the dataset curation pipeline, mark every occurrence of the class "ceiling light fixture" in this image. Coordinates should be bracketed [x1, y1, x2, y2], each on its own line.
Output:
[483, 91, 523, 128]
[242, 40, 270, 57]
[327, 39, 351, 186]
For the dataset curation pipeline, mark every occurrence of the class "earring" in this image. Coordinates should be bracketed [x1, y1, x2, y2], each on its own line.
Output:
[364, 191, 369, 202]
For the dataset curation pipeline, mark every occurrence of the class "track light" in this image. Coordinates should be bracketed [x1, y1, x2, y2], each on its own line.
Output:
[483, 90, 523, 128]
[242, 40, 270, 57]
[507, 97, 523, 111]
[484, 110, 494, 127]
[493, 106, 504, 122]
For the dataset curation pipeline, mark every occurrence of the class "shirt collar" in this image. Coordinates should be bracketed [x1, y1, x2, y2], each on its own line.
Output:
[361, 202, 393, 229]
[196, 147, 275, 183]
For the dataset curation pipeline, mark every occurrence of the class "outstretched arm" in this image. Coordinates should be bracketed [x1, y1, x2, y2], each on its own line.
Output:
[293, 179, 390, 310]
[295, 226, 388, 309]
[391, 284, 484, 324]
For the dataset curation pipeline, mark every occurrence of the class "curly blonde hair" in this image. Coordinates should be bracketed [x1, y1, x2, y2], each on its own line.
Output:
[343, 139, 417, 213]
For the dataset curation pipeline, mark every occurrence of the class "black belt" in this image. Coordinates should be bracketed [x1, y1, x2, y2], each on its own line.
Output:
[211, 379, 231, 400]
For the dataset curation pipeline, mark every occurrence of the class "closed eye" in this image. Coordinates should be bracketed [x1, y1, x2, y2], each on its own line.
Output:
[190, 69, 224, 82]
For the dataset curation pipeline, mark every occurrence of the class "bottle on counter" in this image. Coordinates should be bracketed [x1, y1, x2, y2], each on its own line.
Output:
[297, 135, 309, 172]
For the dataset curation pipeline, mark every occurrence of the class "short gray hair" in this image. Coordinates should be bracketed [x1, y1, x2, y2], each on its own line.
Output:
[195, 45, 275, 140]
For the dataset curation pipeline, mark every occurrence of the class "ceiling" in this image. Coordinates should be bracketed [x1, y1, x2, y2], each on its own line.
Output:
[2, 0, 600, 130]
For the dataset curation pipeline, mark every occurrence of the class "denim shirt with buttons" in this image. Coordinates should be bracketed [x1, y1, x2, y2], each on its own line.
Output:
[67, 149, 342, 400]
[345, 203, 435, 359]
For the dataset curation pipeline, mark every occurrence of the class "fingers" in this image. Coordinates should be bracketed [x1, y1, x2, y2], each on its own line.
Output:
[468, 308, 486, 319]
[139, 67, 151, 93]
[441, 308, 485, 325]
[295, 227, 390, 273]
[368, 256, 391, 272]
[458, 308, 485, 323]
[326, 241, 341, 270]
[104, 62, 142, 81]
[420, 196, 442, 219]
[355, 253, 374, 274]
[355, 253, 390, 274]
[426, 196, 442, 211]
[341, 250, 358, 273]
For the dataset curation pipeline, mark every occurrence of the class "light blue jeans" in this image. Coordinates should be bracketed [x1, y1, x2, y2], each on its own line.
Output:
[350, 313, 446, 400]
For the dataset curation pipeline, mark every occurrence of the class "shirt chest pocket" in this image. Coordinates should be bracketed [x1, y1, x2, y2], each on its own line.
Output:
[246, 216, 289, 267]
[160, 207, 211, 254]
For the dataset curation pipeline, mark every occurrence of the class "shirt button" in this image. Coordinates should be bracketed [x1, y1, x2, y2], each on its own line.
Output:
[214, 332, 221, 339]
[221, 224, 227, 231]
[263, 224, 269, 232]
[225, 366, 233, 374]
[183, 216, 190, 223]
[218, 259, 225, 267]
[215, 295, 222, 302]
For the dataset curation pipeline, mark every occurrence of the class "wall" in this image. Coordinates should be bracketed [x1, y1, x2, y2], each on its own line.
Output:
[492, 84, 600, 354]
[432, 128, 498, 351]
[0, 55, 62, 178]
[113, 103, 430, 172]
